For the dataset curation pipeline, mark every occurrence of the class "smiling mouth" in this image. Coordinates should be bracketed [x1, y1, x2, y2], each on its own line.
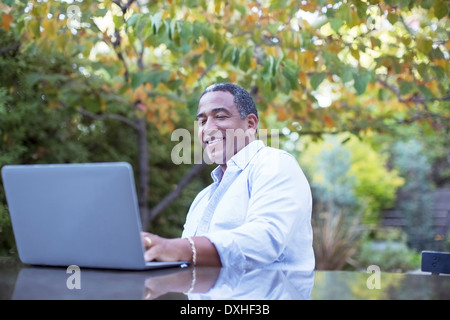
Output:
[205, 137, 225, 146]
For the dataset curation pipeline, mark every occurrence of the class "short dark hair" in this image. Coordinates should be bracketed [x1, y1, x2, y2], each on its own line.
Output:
[200, 83, 259, 120]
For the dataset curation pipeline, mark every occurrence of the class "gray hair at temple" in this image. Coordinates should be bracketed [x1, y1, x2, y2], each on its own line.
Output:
[200, 83, 259, 120]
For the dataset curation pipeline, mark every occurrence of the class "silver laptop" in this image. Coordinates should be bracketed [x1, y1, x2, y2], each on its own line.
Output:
[1, 162, 188, 270]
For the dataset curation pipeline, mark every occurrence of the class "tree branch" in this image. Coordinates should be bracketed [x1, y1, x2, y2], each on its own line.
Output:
[109, 0, 136, 83]
[376, 78, 450, 104]
[198, 62, 216, 83]
[112, 0, 135, 13]
[148, 162, 208, 222]
[78, 108, 139, 130]
[146, 91, 187, 104]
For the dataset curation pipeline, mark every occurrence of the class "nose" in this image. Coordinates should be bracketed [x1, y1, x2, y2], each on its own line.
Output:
[199, 119, 222, 144]
[202, 117, 216, 131]
[201, 118, 220, 136]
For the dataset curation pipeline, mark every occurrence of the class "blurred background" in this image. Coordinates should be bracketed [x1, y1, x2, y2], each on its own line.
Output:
[0, 0, 449, 273]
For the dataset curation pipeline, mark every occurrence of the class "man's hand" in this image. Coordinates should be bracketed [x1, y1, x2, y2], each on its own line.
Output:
[141, 232, 222, 267]
[141, 232, 192, 262]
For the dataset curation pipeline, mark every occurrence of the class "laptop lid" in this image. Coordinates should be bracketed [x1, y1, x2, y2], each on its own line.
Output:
[1, 162, 185, 270]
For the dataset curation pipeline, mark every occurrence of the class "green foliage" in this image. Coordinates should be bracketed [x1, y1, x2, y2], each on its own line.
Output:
[357, 223, 422, 274]
[0, 26, 207, 254]
[299, 134, 405, 270]
[301, 135, 361, 217]
[3, 0, 447, 136]
[347, 137, 405, 222]
[0, 204, 14, 256]
[299, 134, 404, 224]
[391, 139, 436, 251]
[356, 240, 421, 273]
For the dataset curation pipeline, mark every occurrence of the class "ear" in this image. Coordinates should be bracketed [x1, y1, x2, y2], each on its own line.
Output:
[246, 114, 258, 136]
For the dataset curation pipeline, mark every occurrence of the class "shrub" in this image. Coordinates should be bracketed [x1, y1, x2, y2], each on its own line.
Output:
[356, 239, 421, 273]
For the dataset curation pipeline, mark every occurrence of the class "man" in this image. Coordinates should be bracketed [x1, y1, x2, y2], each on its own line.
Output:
[142, 83, 314, 270]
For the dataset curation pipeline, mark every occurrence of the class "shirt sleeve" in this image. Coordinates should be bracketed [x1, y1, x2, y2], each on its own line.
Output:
[203, 149, 313, 269]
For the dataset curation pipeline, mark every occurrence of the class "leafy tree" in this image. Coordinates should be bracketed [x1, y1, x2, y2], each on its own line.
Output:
[0, 0, 448, 235]
[0, 15, 208, 254]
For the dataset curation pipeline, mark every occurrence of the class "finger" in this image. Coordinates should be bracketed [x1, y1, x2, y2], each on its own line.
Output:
[144, 247, 158, 262]
[141, 232, 155, 250]
[144, 237, 152, 249]
[143, 287, 152, 300]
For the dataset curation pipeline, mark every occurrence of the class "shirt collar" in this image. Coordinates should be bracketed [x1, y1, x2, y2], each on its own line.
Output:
[210, 140, 265, 183]
[230, 139, 265, 170]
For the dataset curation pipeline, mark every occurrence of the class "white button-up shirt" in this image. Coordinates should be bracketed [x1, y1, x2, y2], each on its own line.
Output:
[182, 140, 315, 270]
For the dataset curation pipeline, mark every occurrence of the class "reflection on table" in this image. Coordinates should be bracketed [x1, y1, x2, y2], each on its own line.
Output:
[1, 260, 449, 300]
[312, 270, 450, 300]
[9, 265, 314, 300]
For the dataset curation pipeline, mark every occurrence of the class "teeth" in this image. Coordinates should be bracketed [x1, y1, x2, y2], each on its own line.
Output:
[207, 138, 224, 145]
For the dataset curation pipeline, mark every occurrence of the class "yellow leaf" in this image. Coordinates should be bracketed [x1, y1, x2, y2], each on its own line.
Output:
[434, 58, 447, 68]
[56, 34, 66, 51]
[48, 101, 59, 109]
[425, 79, 437, 91]
[146, 111, 155, 122]
[155, 96, 168, 105]
[144, 82, 153, 91]
[170, 109, 180, 123]
[290, 89, 304, 103]
[251, 57, 258, 69]
[100, 99, 107, 112]
[185, 73, 198, 87]
[299, 51, 315, 70]
[194, 40, 208, 55]
[1, 13, 13, 31]
[42, 18, 56, 37]
[300, 2, 318, 12]
[323, 114, 334, 128]
[214, 0, 221, 14]
[267, 46, 277, 57]
[350, 47, 360, 60]
[327, 42, 341, 54]
[299, 72, 307, 85]
[132, 85, 147, 102]
[277, 106, 290, 121]
[162, 10, 170, 19]
[246, 12, 259, 24]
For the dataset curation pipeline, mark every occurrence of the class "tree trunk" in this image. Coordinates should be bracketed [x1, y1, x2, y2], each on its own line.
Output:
[148, 162, 207, 223]
[136, 117, 150, 229]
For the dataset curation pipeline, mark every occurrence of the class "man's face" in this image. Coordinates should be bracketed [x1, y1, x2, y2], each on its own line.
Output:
[196, 91, 257, 167]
